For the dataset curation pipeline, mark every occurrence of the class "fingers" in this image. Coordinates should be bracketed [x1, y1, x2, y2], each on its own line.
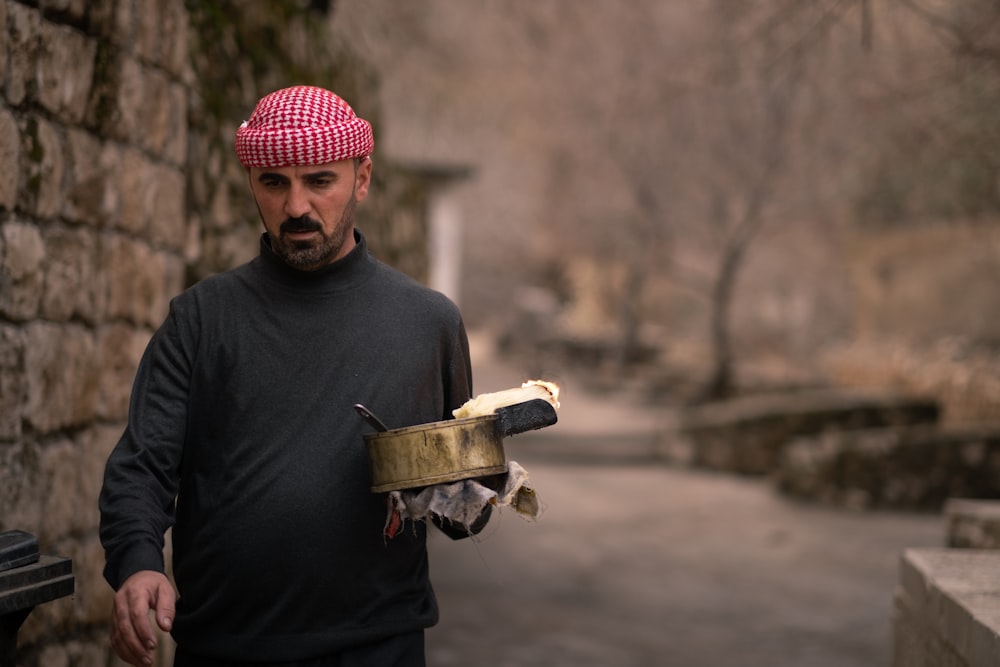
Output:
[110, 571, 173, 666]
[110, 590, 154, 665]
[155, 577, 176, 632]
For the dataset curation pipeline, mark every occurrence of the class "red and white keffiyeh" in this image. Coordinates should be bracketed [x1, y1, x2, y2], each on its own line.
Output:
[235, 85, 374, 168]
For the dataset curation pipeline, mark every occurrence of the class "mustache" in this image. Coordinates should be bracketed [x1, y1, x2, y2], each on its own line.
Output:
[280, 216, 323, 234]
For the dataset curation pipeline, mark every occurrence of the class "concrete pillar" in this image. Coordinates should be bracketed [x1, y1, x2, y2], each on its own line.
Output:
[402, 162, 474, 307]
[428, 185, 463, 306]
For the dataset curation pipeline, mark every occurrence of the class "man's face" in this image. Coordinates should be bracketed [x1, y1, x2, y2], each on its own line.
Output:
[248, 158, 372, 270]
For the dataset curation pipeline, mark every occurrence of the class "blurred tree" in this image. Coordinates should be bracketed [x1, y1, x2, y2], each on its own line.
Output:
[758, 0, 1000, 226]
[540, 1, 808, 398]
[856, 0, 1000, 225]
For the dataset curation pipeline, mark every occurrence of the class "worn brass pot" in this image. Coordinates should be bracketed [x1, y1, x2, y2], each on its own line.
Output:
[364, 414, 506, 493]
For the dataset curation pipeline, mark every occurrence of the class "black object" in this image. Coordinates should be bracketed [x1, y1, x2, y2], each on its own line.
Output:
[0, 532, 38, 573]
[494, 398, 559, 437]
[0, 553, 74, 666]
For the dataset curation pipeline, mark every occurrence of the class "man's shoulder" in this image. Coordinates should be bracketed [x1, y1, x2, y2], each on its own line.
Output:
[170, 260, 257, 306]
[370, 258, 457, 311]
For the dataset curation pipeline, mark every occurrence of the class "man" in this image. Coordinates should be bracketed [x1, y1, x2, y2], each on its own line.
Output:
[99, 85, 485, 667]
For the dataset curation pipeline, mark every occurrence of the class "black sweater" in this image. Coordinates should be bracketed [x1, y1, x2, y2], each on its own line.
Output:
[99, 232, 473, 661]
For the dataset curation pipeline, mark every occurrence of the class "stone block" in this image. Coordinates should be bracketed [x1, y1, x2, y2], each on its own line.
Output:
[147, 163, 187, 251]
[0, 107, 18, 209]
[0, 220, 45, 321]
[0, 439, 44, 533]
[34, 645, 69, 667]
[893, 548, 1000, 667]
[63, 128, 120, 225]
[23, 321, 99, 433]
[100, 233, 172, 327]
[148, 251, 178, 326]
[86, 51, 145, 144]
[37, 437, 81, 544]
[110, 0, 133, 47]
[36, 19, 95, 123]
[164, 80, 188, 166]
[69, 534, 114, 626]
[40, 224, 99, 323]
[38, 0, 88, 21]
[118, 147, 149, 233]
[0, 2, 7, 91]
[945, 499, 1000, 549]
[78, 424, 121, 529]
[21, 115, 65, 218]
[679, 388, 940, 475]
[114, 56, 146, 144]
[138, 67, 173, 157]
[132, 0, 190, 80]
[164, 251, 187, 301]
[96, 323, 149, 420]
[0, 324, 26, 440]
[5, 2, 40, 106]
[83, 41, 123, 138]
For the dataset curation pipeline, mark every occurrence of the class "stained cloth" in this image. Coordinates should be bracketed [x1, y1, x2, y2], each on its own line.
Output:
[385, 461, 541, 539]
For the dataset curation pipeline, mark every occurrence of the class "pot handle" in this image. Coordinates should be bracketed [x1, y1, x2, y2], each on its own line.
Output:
[494, 398, 558, 437]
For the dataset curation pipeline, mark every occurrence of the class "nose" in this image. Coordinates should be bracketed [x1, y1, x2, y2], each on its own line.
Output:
[283, 182, 311, 219]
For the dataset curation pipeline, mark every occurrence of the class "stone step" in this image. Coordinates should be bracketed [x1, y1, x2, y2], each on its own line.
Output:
[893, 548, 1000, 667]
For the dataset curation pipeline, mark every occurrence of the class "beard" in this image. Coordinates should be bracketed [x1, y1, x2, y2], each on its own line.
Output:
[270, 198, 357, 270]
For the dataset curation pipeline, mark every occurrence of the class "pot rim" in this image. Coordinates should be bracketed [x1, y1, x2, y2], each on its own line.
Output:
[362, 413, 498, 440]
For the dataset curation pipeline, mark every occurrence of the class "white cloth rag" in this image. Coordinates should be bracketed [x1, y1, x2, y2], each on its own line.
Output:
[384, 461, 540, 537]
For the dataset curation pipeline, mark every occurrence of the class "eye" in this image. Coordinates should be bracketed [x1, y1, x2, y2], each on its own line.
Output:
[307, 176, 334, 188]
[260, 177, 286, 190]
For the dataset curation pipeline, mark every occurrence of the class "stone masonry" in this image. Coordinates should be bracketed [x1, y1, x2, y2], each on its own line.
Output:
[1, 2, 191, 664]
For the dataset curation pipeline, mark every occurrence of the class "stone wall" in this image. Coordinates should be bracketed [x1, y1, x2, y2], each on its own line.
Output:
[0, 2, 421, 664]
[778, 423, 1000, 512]
[1, 2, 190, 663]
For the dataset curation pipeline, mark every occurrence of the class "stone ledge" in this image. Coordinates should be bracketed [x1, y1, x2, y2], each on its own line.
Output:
[893, 548, 1000, 667]
[777, 423, 1000, 511]
[678, 388, 940, 475]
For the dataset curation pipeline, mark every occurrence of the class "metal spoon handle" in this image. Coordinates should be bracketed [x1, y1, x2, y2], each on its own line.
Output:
[354, 403, 389, 432]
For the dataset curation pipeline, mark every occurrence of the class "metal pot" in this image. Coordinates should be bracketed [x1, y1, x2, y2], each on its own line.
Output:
[364, 399, 557, 492]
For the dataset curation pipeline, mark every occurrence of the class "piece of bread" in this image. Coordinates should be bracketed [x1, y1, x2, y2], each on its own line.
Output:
[452, 380, 560, 419]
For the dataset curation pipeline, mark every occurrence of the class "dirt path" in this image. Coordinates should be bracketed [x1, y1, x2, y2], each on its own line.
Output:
[426, 456, 942, 667]
[423, 334, 945, 666]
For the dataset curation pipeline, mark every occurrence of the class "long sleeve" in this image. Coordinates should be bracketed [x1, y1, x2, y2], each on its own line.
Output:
[99, 301, 193, 589]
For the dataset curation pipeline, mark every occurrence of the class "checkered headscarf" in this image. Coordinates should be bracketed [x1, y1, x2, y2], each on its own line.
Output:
[235, 86, 374, 168]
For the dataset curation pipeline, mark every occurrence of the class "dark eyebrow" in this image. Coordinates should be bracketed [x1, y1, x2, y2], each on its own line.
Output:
[257, 172, 289, 183]
[257, 170, 339, 184]
[304, 171, 338, 180]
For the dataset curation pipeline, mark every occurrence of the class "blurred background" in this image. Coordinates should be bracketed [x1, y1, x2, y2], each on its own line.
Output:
[333, 0, 1000, 411]
[1, 0, 999, 665]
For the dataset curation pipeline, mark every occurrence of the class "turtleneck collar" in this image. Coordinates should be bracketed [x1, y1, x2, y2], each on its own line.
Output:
[256, 229, 376, 291]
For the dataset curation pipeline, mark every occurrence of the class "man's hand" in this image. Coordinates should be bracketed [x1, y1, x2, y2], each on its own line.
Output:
[110, 570, 176, 666]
